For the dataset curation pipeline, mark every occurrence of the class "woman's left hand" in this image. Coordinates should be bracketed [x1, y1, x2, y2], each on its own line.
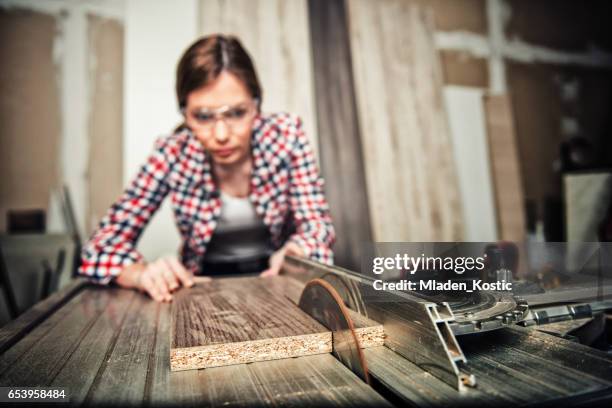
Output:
[260, 242, 304, 277]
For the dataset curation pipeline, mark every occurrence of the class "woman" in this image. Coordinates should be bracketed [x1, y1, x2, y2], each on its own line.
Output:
[79, 35, 335, 302]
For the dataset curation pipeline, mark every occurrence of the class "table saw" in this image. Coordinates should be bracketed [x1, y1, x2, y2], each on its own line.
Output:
[0, 247, 610, 406]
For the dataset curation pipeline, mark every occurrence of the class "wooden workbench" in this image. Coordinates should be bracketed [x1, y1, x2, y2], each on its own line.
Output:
[0, 278, 390, 407]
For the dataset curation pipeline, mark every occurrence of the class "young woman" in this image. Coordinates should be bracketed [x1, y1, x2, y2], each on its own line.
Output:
[79, 35, 335, 302]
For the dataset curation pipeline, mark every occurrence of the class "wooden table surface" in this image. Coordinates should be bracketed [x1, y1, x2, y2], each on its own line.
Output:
[0, 278, 390, 407]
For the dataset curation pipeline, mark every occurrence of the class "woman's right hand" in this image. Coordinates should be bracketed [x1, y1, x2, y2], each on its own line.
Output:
[115, 256, 198, 302]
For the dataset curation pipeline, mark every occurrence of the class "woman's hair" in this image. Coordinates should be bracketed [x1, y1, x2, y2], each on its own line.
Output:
[176, 34, 262, 110]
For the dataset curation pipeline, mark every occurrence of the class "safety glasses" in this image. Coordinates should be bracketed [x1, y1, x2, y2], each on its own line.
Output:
[182, 99, 259, 133]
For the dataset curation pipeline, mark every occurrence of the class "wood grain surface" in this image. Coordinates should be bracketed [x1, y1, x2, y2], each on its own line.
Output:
[258, 275, 384, 348]
[170, 277, 332, 371]
[0, 278, 85, 353]
[308, 0, 373, 271]
[0, 281, 389, 406]
[484, 94, 527, 242]
[444, 87, 498, 241]
[347, 0, 464, 242]
[0, 277, 610, 406]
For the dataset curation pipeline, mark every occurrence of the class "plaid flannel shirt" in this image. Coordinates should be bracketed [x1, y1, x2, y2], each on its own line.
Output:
[79, 112, 336, 284]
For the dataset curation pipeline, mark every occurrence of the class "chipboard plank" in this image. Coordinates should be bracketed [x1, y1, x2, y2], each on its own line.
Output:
[147, 277, 389, 407]
[170, 277, 332, 371]
[347, 0, 463, 241]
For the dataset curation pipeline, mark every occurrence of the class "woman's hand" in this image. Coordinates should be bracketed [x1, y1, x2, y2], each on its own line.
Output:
[115, 256, 199, 302]
[260, 242, 305, 278]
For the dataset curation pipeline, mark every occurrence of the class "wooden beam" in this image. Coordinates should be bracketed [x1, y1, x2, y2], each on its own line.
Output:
[347, 0, 464, 241]
[0, 278, 85, 354]
[308, 0, 373, 271]
[483, 94, 526, 241]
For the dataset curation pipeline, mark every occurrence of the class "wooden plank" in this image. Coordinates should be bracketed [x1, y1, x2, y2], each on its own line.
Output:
[86, 15, 124, 234]
[439, 50, 489, 88]
[168, 354, 391, 407]
[444, 87, 498, 241]
[495, 326, 612, 381]
[85, 291, 161, 406]
[483, 94, 527, 241]
[0, 278, 85, 353]
[565, 173, 612, 241]
[0, 10, 62, 234]
[307, 0, 373, 271]
[364, 346, 493, 407]
[198, 0, 319, 156]
[347, 0, 463, 241]
[144, 301, 173, 406]
[246, 353, 392, 407]
[0, 287, 112, 386]
[50, 289, 137, 405]
[262, 274, 305, 304]
[170, 277, 332, 371]
[146, 277, 388, 407]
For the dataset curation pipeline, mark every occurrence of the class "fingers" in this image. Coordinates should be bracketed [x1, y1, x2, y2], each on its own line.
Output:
[159, 259, 180, 292]
[260, 268, 278, 278]
[161, 265, 180, 292]
[261, 250, 283, 278]
[141, 260, 172, 302]
[193, 276, 212, 284]
[138, 257, 197, 302]
[141, 271, 166, 302]
[284, 242, 305, 258]
[165, 257, 194, 288]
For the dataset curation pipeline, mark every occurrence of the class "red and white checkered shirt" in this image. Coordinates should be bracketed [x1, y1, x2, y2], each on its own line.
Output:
[79, 112, 336, 283]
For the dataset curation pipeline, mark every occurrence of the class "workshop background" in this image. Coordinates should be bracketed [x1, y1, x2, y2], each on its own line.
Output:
[1, 0, 611, 322]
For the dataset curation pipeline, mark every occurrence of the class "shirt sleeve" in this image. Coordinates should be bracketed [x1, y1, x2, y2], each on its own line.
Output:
[286, 116, 336, 265]
[79, 136, 174, 284]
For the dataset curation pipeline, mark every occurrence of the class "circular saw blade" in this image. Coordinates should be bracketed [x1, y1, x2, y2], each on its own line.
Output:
[298, 278, 370, 384]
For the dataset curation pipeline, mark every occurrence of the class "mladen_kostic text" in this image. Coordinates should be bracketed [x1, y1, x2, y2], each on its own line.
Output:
[372, 279, 513, 292]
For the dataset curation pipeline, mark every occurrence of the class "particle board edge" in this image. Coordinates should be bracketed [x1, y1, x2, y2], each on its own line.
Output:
[170, 331, 332, 371]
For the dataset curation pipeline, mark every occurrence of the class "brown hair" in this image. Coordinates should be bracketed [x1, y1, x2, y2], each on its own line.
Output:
[176, 34, 262, 110]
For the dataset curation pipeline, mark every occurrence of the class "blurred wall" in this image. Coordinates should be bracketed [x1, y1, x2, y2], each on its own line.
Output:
[87, 14, 124, 236]
[0, 8, 61, 233]
[198, 0, 319, 155]
[1, 0, 611, 270]
[0, 0, 124, 241]
[431, 0, 612, 240]
[123, 0, 197, 259]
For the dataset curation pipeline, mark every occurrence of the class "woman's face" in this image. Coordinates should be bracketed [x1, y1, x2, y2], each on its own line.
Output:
[184, 71, 257, 166]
